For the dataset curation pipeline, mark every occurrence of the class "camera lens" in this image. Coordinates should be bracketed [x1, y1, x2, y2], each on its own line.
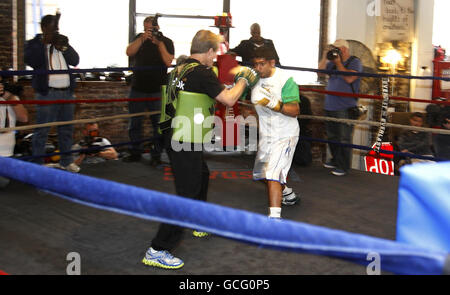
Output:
[326, 48, 341, 60]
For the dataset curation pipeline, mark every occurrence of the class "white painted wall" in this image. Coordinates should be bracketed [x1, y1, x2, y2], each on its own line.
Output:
[335, 0, 368, 44]
[334, 0, 377, 170]
[410, 0, 435, 112]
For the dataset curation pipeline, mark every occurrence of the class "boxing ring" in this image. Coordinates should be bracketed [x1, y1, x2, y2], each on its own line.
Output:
[1, 64, 450, 275]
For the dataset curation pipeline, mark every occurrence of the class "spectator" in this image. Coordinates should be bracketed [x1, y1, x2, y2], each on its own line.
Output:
[293, 95, 313, 166]
[398, 112, 434, 167]
[318, 39, 363, 176]
[72, 123, 118, 166]
[124, 16, 174, 166]
[433, 112, 450, 160]
[25, 14, 80, 173]
[0, 80, 28, 188]
[228, 23, 280, 65]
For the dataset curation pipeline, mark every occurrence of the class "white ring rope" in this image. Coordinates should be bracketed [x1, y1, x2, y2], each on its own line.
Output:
[0, 111, 158, 133]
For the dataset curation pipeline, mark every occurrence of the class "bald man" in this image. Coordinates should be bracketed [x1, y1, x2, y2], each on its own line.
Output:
[229, 23, 280, 65]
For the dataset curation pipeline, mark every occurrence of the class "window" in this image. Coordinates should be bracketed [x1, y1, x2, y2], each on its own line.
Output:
[135, 0, 223, 61]
[433, 0, 450, 55]
[136, 0, 321, 84]
[229, 0, 321, 84]
[25, 0, 129, 69]
[25, 0, 322, 83]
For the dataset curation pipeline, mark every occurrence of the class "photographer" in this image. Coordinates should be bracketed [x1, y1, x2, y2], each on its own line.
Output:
[124, 16, 174, 166]
[0, 79, 28, 188]
[25, 13, 80, 173]
[318, 39, 362, 176]
[72, 123, 118, 166]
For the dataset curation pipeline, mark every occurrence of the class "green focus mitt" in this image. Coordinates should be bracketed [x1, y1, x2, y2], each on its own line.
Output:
[234, 66, 260, 88]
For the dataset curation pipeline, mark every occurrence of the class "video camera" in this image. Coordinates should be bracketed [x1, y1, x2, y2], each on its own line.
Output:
[326, 46, 342, 61]
[79, 135, 104, 155]
[151, 14, 163, 41]
[51, 10, 69, 51]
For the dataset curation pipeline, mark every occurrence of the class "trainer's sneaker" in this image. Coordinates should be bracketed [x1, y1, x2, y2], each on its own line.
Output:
[63, 163, 81, 173]
[282, 186, 300, 206]
[331, 168, 347, 176]
[192, 230, 210, 238]
[142, 247, 184, 269]
[323, 162, 337, 169]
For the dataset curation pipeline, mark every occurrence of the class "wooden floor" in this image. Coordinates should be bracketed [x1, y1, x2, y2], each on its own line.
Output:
[0, 152, 399, 275]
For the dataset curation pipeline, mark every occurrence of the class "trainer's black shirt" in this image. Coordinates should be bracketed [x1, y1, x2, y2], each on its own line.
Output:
[173, 58, 225, 99]
[131, 33, 175, 93]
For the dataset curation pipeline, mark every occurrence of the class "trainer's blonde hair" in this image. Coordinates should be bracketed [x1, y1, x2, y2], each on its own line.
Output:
[190, 30, 222, 54]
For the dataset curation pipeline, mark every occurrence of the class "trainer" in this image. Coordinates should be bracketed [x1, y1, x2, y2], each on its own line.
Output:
[142, 30, 259, 270]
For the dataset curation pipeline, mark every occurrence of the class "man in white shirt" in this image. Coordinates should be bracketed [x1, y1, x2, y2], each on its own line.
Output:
[0, 81, 28, 188]
[25, 14, 80, 173]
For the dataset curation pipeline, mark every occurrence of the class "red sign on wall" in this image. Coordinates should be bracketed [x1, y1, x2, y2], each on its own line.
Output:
[364, 142, 395, 176]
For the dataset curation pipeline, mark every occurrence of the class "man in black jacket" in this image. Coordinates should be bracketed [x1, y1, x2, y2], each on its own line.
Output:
[25, 14, 80, 172]
[229, 23, 280, 66]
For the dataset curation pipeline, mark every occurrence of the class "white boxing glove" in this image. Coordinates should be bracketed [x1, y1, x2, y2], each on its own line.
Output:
[251, 87, 283, 112]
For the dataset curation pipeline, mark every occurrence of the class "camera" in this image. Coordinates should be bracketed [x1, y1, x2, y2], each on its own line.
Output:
[79, 136, 104, 155]
[151, 28, 163, 40]
[52, 33, 69, 51]
[327, 46, 342, 61]
[151, 14, 163, 41]
[51, 10, 69, 51]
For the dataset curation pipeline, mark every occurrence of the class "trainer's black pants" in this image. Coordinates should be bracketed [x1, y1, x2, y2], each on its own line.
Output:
[151, 143, 210, 251]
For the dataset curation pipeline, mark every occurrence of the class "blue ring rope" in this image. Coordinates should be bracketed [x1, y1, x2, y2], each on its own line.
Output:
[1, 65, 450, 82]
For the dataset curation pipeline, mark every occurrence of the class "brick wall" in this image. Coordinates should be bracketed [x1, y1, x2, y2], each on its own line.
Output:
[0, 0, 13, 69]
[0, 0, 25, 70]
[19, 80, 155, 151]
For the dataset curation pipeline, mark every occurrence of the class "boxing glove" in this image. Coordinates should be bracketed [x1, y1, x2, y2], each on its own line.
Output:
[234, 66, 260, 88]
[251, 87, 283, 112]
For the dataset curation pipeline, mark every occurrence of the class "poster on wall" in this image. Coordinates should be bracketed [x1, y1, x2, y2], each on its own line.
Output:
[376, 0, 415, 42]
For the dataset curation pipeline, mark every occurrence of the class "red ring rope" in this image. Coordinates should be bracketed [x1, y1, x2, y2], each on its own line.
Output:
[298, 87, 450, 106]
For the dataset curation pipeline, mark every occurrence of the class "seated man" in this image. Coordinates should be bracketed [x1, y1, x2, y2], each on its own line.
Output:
[72, 123, 118, 165]
[398, 112, 433, 167]
[433, 112, 450, 160]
